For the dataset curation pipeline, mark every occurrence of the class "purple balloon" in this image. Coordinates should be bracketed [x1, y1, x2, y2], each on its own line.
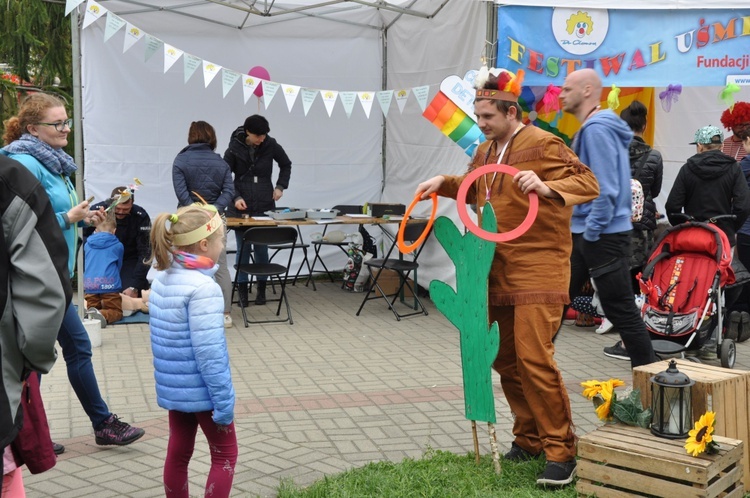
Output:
[248, 66, 270, 97]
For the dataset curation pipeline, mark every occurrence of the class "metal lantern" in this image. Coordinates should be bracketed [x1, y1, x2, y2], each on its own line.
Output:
[650, 359, 695, 438]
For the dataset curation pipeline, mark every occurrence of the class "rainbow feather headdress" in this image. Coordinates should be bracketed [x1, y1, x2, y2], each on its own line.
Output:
[474, 66, 525, 103]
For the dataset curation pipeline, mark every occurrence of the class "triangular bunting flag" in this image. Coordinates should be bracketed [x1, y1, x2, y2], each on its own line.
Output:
[66, 0, 87, 16]
[412, 85, 430, 112]
[184, 54, 202, 84]
[376, 90, 394, 116]
[163, 44, 183, 73]
[123, 23, 143, 53]
[144, 34, 163, 63]
[321, 90, 338, 117]
[339, 92, 357, 118]
[202, 61, 222, 88]
[242, 76, 261, 104]
[300, 89, 318, 116]
[281, 84, 301, 113]
[357, 91, 375, 119]
[103, 12, 125, 42]
[395, 89, 410, 114]
[261, 81, 280, 110]
[82, 0, 107, 29]
[222, 69, 240, 98]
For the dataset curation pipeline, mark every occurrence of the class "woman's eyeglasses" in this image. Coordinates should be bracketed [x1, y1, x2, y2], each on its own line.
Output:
[36, 119, 73, 132]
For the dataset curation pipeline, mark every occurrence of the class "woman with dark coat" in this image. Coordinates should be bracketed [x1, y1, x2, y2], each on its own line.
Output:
[173, 120, 235, 327]
[620, 101, 664, 289]
[223, 115, 291, 305]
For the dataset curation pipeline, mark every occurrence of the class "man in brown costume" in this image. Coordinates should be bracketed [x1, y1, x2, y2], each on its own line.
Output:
[416, 67, 599, 487]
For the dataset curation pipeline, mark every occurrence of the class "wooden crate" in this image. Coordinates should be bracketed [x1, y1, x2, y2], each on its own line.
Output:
[633, 359, 750, 491]
[577, 424, 744, 497]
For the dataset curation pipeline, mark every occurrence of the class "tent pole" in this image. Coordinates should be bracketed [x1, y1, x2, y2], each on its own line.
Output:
[485, 1, 498, 67]
[381, 26, 388, 196]
[71, 6, 86, 318]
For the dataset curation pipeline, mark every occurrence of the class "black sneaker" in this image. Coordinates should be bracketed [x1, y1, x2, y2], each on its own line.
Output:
[94, 414, 145, 446]
[53, 442, 65, 455]
[504, 442, 542, 462]
[536, 460, 577, 487]
[727, 311, 741, 341]
[603, 340, 630, 361]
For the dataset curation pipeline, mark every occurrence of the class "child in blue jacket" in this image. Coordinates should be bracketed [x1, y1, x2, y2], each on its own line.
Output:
[147, 204, 236, 498]
[84, 217, 124, 324]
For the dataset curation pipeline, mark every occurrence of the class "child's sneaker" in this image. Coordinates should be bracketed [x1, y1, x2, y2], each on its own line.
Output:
[94, 414, 145, 446]
[224, 314, 233, 328]
[86, 307, 107, 329]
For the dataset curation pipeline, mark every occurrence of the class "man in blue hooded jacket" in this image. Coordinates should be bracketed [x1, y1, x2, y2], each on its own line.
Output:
[561, 68, 656, 368]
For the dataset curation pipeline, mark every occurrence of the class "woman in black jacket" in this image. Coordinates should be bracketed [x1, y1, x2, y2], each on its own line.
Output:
[620, 101, 664, 290]
[223, 115, 291, 305]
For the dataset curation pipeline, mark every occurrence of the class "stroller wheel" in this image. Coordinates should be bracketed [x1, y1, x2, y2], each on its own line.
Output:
[720, 339, 736, 369]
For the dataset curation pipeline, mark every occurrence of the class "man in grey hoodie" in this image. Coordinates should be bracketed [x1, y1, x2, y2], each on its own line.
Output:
[560, 68, 656, 368]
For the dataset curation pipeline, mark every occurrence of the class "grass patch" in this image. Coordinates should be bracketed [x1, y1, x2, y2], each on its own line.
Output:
[277, 450, 577, 498]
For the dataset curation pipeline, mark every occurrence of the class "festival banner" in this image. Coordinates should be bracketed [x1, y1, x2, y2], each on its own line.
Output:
[357, 91, 375, 119]
[281, 84, 301, 112]
[242, 76, 261, 104]
[261, 81, 280, 110]
[103, 12, 125, 42]
[301, 89, 318, 116]
[144, 35, 163, 63]
[339, 92, 357, 118]
[376, 90, 393, 116]
[66, 0, 87, 16]
[497, 6, 750, 87]
[412, 85, 430, 112]
[395, 89, 410, 114]
[82, 0, 106, 30]
[123, 23, 143, 53]
[321, 90, 338, 117]
[163, 44, 183, 73]
[183, 54, 202, 84]
[222, 69, 241, 98]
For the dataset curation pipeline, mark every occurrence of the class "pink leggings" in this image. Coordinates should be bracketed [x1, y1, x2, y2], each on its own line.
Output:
[164, 411, 238, 498]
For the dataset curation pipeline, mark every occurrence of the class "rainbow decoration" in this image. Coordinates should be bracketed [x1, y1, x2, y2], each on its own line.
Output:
[518, 86, 655, 145]
[423, 89, 484, 157]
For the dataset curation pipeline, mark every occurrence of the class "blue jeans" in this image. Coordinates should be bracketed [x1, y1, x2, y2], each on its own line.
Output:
[569, 232, 657, 368]
[234, 229, 269, 283]
[59, 304, 111, 428]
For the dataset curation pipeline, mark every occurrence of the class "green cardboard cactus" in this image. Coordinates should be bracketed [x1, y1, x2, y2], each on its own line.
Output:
[429, 205, 499, 423]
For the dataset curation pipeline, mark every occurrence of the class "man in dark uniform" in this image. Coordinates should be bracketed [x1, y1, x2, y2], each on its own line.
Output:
[84, 186, 151, 297]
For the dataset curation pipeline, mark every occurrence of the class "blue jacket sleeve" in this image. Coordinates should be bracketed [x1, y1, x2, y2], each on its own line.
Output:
[188, 281, 235, 425]
[579, 126, 620, 241]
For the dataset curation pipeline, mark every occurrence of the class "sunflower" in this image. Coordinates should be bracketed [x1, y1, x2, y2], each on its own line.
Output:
[581, 378, 625, 400]
[685, 411, 716, 457]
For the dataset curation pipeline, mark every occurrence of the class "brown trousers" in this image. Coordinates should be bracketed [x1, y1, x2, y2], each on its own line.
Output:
[84, 292, 123, 324]
[490, 303, 576, 462]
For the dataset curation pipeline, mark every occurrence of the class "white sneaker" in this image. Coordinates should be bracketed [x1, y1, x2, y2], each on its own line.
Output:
[224, 314, 233, 328]
[595, 317, 614, 334]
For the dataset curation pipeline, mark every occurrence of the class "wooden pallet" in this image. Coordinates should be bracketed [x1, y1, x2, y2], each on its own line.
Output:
[576, 424, 743, 497]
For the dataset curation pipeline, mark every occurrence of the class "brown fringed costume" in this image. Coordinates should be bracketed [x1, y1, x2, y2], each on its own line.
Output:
[438, 124, 599, 463]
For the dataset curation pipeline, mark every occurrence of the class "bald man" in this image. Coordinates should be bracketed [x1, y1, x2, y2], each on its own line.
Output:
[561, 69, 656, 368]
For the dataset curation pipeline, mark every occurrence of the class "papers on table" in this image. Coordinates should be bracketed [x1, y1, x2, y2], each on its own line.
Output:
[344, 214, 372, 218]
[251, 216, 273, 221]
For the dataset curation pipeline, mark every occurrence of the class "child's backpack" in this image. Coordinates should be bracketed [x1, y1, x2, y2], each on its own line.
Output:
[630, 151, 650, 223]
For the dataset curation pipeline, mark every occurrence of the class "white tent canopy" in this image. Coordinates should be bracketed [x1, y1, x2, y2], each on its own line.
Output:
[79, 0, 750, 293]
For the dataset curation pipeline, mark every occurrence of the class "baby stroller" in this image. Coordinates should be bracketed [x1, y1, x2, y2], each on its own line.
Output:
[637, 218, 737, 368]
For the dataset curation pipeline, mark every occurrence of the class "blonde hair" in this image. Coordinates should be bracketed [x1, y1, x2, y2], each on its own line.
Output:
[148, 205, 222, 271]
[3, 93, 66, 145]
[96, 217, 117, 233]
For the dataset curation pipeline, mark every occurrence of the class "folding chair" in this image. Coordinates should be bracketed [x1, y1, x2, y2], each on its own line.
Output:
[233, 226, 297, 326]
[268, 226, 316, 291]
[355, 220, 431, 321]
[308, 204, 363, 284]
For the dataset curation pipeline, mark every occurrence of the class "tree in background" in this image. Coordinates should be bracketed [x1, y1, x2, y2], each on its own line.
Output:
[0, 0, 73, 153]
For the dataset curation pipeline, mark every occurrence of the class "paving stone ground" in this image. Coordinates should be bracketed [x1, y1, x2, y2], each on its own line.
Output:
[24, 281, 750, 497]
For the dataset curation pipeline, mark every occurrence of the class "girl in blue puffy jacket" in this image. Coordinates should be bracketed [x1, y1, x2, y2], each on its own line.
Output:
[147, 204, 237, 498]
